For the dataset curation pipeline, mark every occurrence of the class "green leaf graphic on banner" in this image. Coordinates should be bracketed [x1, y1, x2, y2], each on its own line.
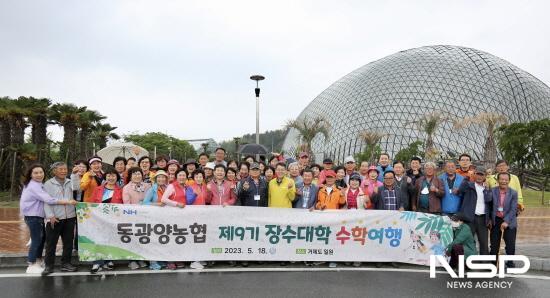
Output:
[414, 214, 454, 247]
[399, 211, 417, 222]
[78, 243, 144, 261]
[439, 223, 453, 247]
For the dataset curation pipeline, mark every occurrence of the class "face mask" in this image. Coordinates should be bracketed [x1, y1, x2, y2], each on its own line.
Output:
[451, 221, 460, 228]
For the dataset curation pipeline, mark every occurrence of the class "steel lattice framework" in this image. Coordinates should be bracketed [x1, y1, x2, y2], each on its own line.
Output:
[282, 45, 550, 162]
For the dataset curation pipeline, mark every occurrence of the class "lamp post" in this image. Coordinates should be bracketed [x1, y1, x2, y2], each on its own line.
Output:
[250, 75, 265, 144]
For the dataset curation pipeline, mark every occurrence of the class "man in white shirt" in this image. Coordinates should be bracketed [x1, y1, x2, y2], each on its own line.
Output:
[458, 166, 492, 255]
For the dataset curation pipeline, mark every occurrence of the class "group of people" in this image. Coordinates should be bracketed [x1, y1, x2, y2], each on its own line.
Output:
[20, 146, 523, 274]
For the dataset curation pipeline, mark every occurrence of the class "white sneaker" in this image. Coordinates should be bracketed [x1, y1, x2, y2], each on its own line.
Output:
[26, 263, 44, 274]
[138, 260, 147, 268]
[36, 259, 45, 268]
[199, 261, 208, 266]
[329, 262, 337, 268]
[190, 261, 204, 270]
[128, 261, 139, 270]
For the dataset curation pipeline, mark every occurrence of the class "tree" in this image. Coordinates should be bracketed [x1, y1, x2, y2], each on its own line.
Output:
[5, 98, 31, 197]
[50, 103, 86, 164]
[496, 119, 550, 173]
[25, 97, 52, 163]
[408, 111, 449, 161]
[124, 132, 197, 162]
[0, 97, 13, 190]
[77, 109, 105, 159]
[285, 116, 330, 160]
[91, 123, 120, 150]
[394, 141, 424, 163]
[454, 112, 507, 167]
[355, 130, 385, 163]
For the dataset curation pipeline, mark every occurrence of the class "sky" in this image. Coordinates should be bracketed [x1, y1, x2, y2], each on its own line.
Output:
[1, 0, 549, 143]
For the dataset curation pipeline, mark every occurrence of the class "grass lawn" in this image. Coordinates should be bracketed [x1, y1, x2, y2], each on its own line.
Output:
[0, 191, 20, 208]
[523, 188, 550, 207]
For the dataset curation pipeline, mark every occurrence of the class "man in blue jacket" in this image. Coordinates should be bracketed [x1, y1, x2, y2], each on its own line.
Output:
[488, 172, 518, 268]
[376, 153, 393, 182]
[458, 166, 492, 255]
[293, 169, 318, 209]
[440, 161, 464, 217]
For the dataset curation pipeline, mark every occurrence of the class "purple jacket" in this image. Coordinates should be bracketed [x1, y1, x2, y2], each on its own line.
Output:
[20, 180, 59, 218]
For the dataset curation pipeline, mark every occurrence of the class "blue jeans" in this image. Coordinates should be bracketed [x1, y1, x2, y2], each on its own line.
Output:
[24, 216, 45, 263]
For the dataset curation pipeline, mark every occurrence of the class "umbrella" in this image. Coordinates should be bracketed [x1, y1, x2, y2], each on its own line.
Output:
[237, 144, 269, 155]
[96, 142, 149, 165]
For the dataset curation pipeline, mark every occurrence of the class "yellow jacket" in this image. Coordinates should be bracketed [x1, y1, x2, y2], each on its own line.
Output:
[487, 173, 523, 204]
[80, 172, 101, 203]
[268, 176, 296, 208]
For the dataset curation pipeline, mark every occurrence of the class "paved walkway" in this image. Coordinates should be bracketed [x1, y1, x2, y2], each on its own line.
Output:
[2, 207, 549, 257]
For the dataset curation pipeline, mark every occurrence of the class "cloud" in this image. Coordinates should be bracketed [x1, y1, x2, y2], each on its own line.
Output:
[0, 0, 549, 143]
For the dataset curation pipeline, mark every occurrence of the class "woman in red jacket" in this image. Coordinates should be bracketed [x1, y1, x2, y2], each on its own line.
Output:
[89, 169, 122, 273]
[90, 169, 123, 204]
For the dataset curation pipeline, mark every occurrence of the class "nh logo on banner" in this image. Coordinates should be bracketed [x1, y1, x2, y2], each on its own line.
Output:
[429, 255, 530, 278]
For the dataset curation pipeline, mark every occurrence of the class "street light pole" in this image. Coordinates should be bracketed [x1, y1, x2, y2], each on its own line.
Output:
[250, 75, 265, 144]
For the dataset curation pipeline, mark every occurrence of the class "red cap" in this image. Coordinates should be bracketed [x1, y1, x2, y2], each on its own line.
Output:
[299, 152, 309, 158]
[325, 170, 336, 178]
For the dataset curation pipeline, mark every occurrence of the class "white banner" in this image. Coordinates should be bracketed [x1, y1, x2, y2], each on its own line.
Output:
[76, 203, 453, 266]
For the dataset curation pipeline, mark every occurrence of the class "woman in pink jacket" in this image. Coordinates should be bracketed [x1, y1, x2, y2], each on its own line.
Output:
[206, 165, 236, 206]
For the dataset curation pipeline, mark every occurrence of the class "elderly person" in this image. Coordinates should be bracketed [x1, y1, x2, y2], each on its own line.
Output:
[42, 162, 80, 275]
[413, 162, 444, 214]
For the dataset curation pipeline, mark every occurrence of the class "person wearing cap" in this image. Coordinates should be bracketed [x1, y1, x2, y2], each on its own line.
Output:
[413, 162, 444, 214]
[42, 162, 81, 275]
[206, 164, 237, 206]
[458, 165, 492, 255]
[214, 147, 228, 167]
[293, 169, 318, 209]
[298, 152, 310, 171]
[406, 156, 424, 186]
[343, 156, 358, 185]
[80, 156, 105, 202]
[317, 158, 334, 186]
[183, 159, 198, 177]
[488, 172, 518, 268]
[167, 159, 180, 177]
[445, 213, 477, 269]
[439, 161, 465, 217]
[268, 162, 296, 208]
[315, 170, 346, 210]
[143, 170, 169, 206]
[376, 153, 393, 182]
[360, 166, 383, 208]
[237, 162, 268, 207]
[204, 162, 216, 183]
[343, 174, 369, 209]
[371, 171, 407, 211]
[487, 159, 524, 215]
